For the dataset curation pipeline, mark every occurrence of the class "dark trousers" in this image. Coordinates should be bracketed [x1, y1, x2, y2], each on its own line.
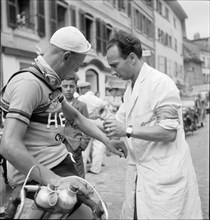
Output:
[63, 139, 85, 179]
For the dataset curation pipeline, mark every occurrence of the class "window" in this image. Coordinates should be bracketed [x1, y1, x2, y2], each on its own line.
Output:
[49, 0, 67, 37]
[146, 19, 150, 36]
[168, 35, 172, 48]
[118, 0, 126, 13]
[135, 10, 142, 32]
[158, 56, 167, 74]
[7, 0, 34, 29]
[85, 14, 93, 44]
[175, 62, 178, 77]
[174, 38, 178, 52]
[157, 0, 162, 15]
[204, 74, 210, 83]
[57, 4, 67, 29]
[145, 0, 153, 8]
[165, 7, 169, 21]
[158, 28, 162, 42]
[158, 30, 172, 47]
[134, 12, 154, 38]
[96, 18, 102, 53]
[143, 15, 147, 35]
[79, 10, 93, 45]
[49, 0, 57, 37]
[164, 33, 168, 46]
[37, 0, 45, 37]
[173, 17, 176, 28]
[148, 20, 154, 38]
[127, 0, 131, 17]
[70, 5, 76, 27]
[106, 24, 113, 42]
[96, 18, 113, 55]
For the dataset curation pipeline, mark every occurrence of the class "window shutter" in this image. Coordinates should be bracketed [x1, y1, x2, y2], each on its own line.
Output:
[70, 5, 76, 27]
[96, 18, 101, 53]
[7, 0, 17, 28]
[49, 0, 57, 37]
[37, 0, 45, 37]
[127, 0, 131, 17]
[79, 9, 85, 36]
[102, 21, 107, 55]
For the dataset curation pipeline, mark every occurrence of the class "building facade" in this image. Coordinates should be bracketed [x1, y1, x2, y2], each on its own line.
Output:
[190, 37, 210, 85]
[1, 0, 157, 99]
[183, 40, 203, 96]
[183, 37, 210, 97]
[1, 0, 188, 99]
[154, 0, 187, 95]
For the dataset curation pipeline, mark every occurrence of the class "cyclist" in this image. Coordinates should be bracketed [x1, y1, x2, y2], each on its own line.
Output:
[0, 26, 127, 217]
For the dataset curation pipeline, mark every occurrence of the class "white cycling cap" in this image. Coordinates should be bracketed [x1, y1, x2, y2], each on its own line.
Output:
[50, 26, 91, 54]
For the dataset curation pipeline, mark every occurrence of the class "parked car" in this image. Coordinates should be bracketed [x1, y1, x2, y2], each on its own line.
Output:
[182, 106, 198, 133]
[181, 100, 198, 134]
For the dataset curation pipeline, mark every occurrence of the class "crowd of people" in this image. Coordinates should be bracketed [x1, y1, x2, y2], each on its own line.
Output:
[182, 92, 209, 134]
[0, 26, 203, 219]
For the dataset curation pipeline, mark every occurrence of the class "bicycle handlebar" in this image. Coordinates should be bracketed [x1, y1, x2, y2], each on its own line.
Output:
[12, 177, 108, 219]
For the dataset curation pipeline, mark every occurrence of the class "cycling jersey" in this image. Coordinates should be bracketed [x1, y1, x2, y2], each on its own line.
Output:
[1, 71, 67, 186]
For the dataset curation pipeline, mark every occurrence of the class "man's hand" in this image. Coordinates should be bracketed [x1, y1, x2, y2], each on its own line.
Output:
[57, 178, 94, 199]
[103, 119, 127, 138]
[106, 139, 127, 158]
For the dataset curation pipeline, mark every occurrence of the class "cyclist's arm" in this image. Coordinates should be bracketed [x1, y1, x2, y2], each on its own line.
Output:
[69, 111, 109, 146]
[62, 98, 127, 157]
[1, 118, 60, 186]
[89, 118, 105, 132]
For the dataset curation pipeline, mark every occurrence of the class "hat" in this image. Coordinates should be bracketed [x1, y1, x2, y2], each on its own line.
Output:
[78, 82, 91, 88]
[50, 26, 91, 54]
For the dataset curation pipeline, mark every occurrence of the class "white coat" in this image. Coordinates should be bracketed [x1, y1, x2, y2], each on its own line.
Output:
[116, 63, 203, 219]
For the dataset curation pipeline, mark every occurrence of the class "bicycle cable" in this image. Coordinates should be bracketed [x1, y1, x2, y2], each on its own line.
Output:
[15, 165, 41, 219]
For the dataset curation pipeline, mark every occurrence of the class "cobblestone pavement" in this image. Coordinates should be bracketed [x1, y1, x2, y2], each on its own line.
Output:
[3, 115, 209, 219]
[86, 114, 209, 219]
[184, 115, 209, 220]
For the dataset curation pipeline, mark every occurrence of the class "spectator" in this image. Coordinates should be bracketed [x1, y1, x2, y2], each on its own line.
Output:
[195, 93, 203, 127]
[106, 87, 122, 114]
[61, 75, 90, 178]
[78, 82, 107, 174]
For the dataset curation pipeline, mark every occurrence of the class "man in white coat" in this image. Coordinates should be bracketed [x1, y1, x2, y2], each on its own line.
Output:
[104, 30, 202, 219]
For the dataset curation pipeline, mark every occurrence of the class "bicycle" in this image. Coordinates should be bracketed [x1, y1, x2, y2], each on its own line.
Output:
[4, 166, 108, 219]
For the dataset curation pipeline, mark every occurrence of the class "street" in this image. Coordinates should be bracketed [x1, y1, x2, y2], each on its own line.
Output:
[86, 114, 209, 219]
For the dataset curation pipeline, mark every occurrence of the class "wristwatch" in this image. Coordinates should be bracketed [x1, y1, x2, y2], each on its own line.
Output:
[126, 125, 133, 138]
